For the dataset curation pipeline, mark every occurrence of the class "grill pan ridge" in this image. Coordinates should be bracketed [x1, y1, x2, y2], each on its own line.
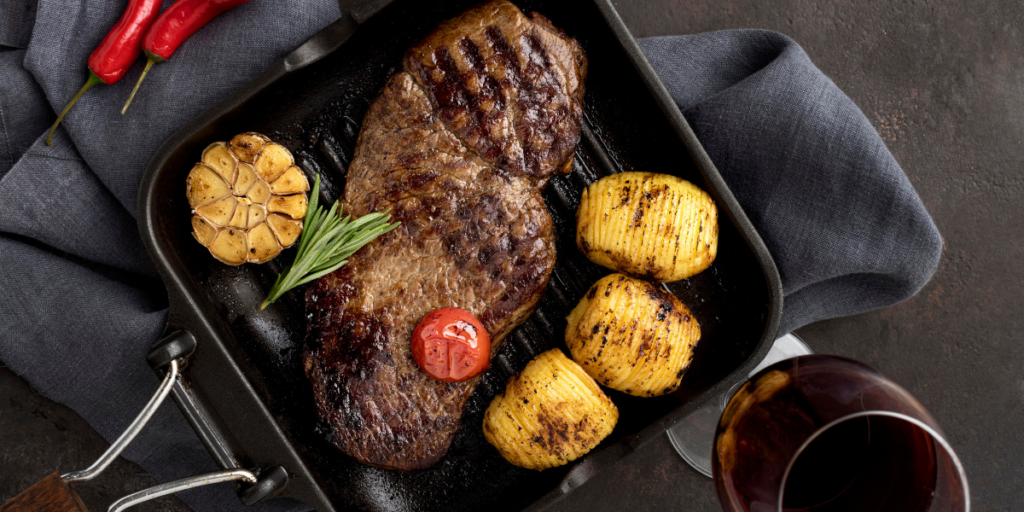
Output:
[137, 1, 783, 511]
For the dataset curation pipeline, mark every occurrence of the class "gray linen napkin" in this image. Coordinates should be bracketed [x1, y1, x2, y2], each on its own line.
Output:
[639, 33, 942, 334]
[0, 2, 940, 510]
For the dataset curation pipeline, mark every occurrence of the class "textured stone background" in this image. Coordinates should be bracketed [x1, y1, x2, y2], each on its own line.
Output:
[2, 0, 1021, 510]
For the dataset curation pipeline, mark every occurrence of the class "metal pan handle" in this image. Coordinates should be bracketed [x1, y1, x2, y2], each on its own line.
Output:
[109, 470, 256, 512]
[279, 0, 402, 75]
[276, 0, 403, 78]
[146, 331, 290, 507]
[2, 331, 197, 511]
[283, 0, 401, 73]
[282, 15, 360, 73]
[345, 0, 395, 23]
[105, 465, 290, 512]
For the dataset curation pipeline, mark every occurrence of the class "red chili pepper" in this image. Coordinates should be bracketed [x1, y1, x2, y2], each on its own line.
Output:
[46, 0, 162, 145]
[122, 0, 253, 114]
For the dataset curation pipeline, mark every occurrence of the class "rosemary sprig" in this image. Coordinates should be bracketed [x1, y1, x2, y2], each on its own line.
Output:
[261, 175, 398, 309]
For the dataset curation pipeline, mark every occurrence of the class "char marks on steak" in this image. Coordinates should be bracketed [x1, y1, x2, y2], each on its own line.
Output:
[304, 0, 586, 471]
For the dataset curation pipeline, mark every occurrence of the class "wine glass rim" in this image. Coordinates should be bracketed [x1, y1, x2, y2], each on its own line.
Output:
[776, 410, 970, 512]
[721, 334, 814, 410]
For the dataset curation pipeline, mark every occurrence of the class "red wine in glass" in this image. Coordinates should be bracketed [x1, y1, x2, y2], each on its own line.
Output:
[713, 355, 968, 512]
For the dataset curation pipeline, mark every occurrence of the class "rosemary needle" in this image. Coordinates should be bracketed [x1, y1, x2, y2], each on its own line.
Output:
[260, 175, 398, 309]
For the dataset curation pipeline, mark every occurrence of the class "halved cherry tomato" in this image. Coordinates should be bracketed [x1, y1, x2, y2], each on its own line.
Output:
[411, 307, 491, 383]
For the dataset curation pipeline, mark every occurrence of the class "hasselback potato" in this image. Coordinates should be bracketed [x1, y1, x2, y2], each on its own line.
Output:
[483, 349, 618, 470]
[566, 273, 700, 397]
[576, 172, 718, 282]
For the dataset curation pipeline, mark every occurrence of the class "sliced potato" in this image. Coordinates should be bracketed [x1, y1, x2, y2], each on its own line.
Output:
[576, 172, 718, 282]
[483, 349, 618, 470]
[566, 273, 700, 397]
[187, 132, 308, 264]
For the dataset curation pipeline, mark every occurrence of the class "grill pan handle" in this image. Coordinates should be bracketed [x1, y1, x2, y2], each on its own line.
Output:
[281, 0, 399, 75]
[105, 465, 289, 511]
[184, 9, 363, 131]
[146, 332, 290, 507]
[0, 350, 183, 512]
[1, 331, 198, 511]
[345, 0, 395, 23]
[282, 15, 359, 73]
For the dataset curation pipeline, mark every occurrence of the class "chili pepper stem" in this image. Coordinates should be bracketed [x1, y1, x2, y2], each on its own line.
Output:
[46, 72, 104, 146]
[121, 56, 158, 114]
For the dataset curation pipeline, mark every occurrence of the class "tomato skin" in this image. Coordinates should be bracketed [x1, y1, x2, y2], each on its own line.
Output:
[412, 307, 491, 383]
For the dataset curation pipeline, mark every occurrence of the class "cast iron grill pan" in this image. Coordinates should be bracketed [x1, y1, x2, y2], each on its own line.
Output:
[137, 1, 782, 511]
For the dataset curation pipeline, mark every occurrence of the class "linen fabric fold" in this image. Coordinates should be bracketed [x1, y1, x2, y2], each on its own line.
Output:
[639, 32, 941, 334]
[0, 2, 940, 510]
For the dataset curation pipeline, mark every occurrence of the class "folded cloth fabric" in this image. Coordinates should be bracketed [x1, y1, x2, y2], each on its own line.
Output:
[638, 33, 942, 334]
[0, 2, 940, 511]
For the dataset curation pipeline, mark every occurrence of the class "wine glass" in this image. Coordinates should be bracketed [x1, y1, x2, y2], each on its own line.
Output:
[713, 355, 968, 511]
[668, 333, 813, 477]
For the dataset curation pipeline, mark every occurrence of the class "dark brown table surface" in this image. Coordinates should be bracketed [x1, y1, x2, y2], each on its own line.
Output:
[2, 0, 1021, 510]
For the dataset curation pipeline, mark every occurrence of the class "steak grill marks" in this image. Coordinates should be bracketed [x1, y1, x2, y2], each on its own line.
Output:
[408, 13, 583, 181]
[304, 0, 585, 472]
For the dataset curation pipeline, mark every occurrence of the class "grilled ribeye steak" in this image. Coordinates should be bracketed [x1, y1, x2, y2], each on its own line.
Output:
[304, 0, 586, 471]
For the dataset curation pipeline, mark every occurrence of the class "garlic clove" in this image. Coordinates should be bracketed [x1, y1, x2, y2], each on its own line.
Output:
[228, 202, 249, 229]
[267, 194, 308, 219]
[247, 222, 282, 263]
[247, 205, 267, 228]
[195, 195, 237, 227]
[254, 143, 294, 183]
[246, 180, 271, 205]
[229, 132, 269, 164]
[267, 214, 303, 247]
[186, 164, 231, 208]
[270, 166, 310, 195]
[208, 228, 248, 265]
[202, 143, 237, 184]
[234, 162, 258, 196]
[191, 215, 217, 247]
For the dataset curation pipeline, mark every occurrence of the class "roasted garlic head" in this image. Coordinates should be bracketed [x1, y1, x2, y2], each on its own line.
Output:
[186, 132, 309, 265]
